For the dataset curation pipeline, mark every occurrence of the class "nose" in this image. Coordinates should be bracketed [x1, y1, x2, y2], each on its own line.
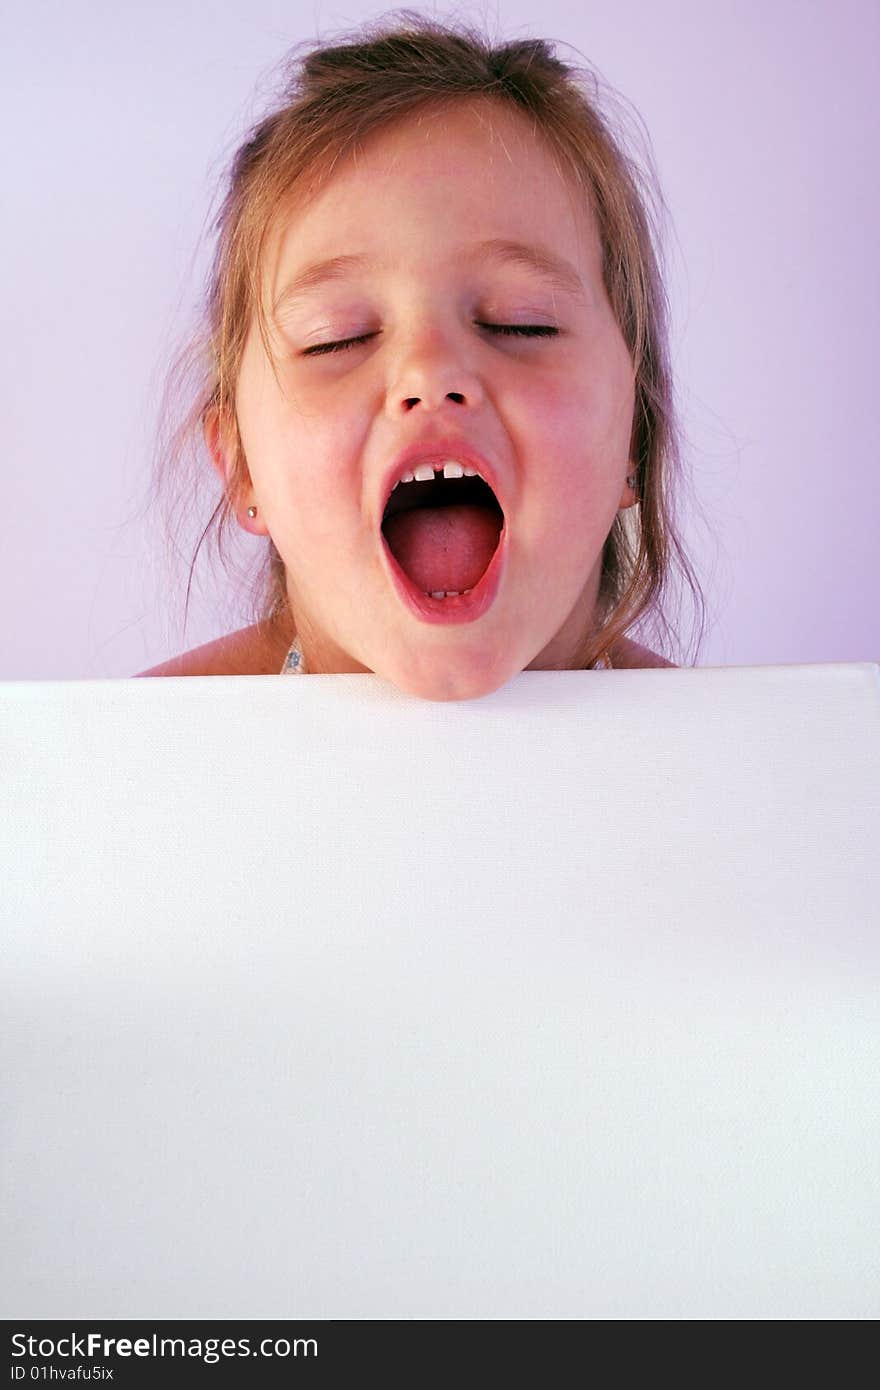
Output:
[384, 323, 486, 417]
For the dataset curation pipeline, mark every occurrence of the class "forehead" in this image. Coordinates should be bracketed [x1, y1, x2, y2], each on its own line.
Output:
[352, 98, 567, 182]
[264, 99, 600, 292]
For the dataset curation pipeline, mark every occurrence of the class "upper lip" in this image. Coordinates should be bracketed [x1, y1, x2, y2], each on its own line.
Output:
[377, 436, 506, 527]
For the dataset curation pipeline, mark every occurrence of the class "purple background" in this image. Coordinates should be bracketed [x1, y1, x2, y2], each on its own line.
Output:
[2, 1, 877, 677]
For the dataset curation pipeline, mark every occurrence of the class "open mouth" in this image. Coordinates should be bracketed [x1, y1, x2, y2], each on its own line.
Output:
[381, 472, 505, 597]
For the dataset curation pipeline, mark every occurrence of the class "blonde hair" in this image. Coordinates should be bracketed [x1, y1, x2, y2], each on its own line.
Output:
[145, 8, 708, 668]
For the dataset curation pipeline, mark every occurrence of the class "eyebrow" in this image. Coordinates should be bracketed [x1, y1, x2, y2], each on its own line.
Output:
[271, 238, 588, 314]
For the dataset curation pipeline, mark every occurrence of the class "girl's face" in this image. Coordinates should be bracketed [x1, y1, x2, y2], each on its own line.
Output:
[224, 99, 637, 699]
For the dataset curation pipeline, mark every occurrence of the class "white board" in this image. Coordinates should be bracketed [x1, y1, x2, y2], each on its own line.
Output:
[2, 662, 878, 1318]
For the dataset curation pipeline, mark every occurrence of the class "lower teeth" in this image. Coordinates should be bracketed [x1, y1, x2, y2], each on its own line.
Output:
[428, 589, 473, 598]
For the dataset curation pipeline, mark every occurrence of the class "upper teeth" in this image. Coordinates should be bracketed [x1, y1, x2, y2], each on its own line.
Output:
[390, 460, 479, 491]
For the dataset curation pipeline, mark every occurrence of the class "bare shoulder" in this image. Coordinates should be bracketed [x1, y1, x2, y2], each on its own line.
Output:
[133, 620, 292, 678]
[613, 637, 678, 670]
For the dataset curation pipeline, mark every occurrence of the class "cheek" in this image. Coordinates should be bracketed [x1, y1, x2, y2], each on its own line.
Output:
[280, 422, 368, 550]
[302, 421, 365, 513]
[542, 469, 607, 543]
[517, 373, 621, 519]
[239, 396, 348, 501]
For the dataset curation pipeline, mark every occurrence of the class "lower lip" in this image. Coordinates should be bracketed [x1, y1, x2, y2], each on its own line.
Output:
[380, 517, 508, 624]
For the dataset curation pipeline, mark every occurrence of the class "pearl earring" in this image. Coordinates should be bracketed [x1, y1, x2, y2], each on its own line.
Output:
[247, 506, 257, 518]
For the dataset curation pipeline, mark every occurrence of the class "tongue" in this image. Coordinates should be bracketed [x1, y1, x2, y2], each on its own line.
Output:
[382, 503, 503, 594]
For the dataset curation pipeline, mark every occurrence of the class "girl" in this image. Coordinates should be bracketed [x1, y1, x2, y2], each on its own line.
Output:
[137, 13, 705, 700]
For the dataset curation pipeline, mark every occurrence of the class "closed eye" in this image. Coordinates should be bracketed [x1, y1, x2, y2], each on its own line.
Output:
[302, 324, 559, 356]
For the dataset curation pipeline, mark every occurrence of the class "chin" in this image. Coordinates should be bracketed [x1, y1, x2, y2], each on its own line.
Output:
[383, 650, 519, 704]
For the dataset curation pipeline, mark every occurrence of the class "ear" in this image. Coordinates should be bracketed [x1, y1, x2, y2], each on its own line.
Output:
[203, 402, 263, 535]
[618, 465, 639, 511]
[203, 405, 232, 487]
